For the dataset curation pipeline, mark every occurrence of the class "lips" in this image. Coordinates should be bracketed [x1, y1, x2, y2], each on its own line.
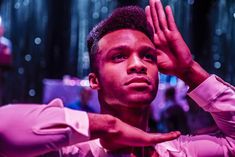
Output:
[124, 77, 151, 85]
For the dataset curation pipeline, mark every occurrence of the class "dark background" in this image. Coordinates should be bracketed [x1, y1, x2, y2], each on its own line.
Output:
[0, 0, 235, 105]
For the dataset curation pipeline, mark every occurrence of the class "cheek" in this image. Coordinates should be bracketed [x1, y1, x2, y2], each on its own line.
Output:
[149, 66, 159, 85]
[148, 64, 158, 75]
[98, 66, 124, 88]
[100, 63, 126, 77]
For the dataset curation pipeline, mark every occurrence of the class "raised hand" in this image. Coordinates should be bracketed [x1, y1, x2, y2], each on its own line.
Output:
[145, 0, 209, 89]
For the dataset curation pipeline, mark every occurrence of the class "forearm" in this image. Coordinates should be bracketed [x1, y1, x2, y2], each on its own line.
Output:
[88, 113, 119, 139]
[188, 75, 235, 138]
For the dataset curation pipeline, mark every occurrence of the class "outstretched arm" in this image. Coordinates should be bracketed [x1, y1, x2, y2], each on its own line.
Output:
[0, 99, 180, 156]
[146, 1, 235, 156]
[145, 0, 209, 90]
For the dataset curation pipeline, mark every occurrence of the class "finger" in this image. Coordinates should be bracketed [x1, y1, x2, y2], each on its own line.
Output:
[165, 5, 177, 31]
[145, 6, 155, 33]
[152, 131, 181, 143]
[155, 0, 168, 31]
[149, 0, 160, 32]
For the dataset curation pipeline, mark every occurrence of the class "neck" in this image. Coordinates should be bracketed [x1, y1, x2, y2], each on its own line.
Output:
[100, 100, 156, 156]
[100, 101, 150, 131]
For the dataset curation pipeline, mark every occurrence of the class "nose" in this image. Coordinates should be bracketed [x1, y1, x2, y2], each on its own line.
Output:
[127, 55, 147, 74]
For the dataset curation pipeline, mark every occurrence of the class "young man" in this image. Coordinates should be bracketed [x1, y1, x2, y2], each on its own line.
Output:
[0, 0, 234, 156]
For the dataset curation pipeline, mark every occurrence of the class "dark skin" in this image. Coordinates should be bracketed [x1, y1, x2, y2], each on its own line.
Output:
[0, 1, 211, 157]
[146, 0, 209, 88]
[87, 0, 209, 156]
[88, 29, 180, 154]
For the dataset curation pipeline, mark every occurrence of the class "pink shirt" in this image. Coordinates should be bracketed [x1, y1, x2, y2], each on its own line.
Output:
[0, 75, 234, 157]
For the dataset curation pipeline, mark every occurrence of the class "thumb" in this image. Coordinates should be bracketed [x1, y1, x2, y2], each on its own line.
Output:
[150, 131, 181, 144]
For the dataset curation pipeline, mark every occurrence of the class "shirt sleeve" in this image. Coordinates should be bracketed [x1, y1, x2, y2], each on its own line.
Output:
[0, 98, 90, 157]
[155, 75, 235, 157]
[188, 75, 235, 138]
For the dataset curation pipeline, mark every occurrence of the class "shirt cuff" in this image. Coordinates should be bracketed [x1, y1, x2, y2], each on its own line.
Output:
[64, 108, 90, 145]
[188, 75, 229, 110]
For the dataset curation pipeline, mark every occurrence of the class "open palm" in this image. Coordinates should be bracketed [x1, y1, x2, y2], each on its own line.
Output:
[145, 0, 193, 78]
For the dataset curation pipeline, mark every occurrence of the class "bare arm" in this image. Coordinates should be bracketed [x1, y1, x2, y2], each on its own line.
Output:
[0, 99, 180, 156]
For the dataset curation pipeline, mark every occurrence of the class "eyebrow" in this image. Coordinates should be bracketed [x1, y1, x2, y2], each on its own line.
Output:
[99, 45, 157, 57]
[108, 45, 131, 52]
[107, 45, 156, 53]
[104, 45, 131, 57]
[138, 46, 156, 53]
[98, 45, 129, 55]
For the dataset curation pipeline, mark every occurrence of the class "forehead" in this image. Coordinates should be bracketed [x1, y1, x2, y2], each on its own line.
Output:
[98, 29, 155, 51]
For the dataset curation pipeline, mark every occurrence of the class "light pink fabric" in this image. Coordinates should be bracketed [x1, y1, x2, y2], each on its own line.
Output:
[155, 75, 235, 157]
[0, 99, 89, 157]
[0, 75, 234, 157]
[62, 75, 235, 157]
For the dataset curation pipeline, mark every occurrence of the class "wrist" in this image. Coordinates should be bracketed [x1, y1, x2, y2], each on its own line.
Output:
[178, 61, 210, 91]
[88, 113, 118, 139]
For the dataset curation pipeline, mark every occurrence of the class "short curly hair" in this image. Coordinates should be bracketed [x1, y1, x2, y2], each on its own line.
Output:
[87, 6, 154, 73]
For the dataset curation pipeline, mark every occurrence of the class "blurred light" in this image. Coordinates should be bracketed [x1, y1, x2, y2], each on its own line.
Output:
[80, 80, 90, 87]
[14, 2, 20, 9]
[158, 103, 165, 109]
[214, 61, 221, 69]
[25, 54, 32, 62]
[188, 0, 194, 5]
[29, 89, 36, 96]
[169, 77, 177, 86]
[215, 28, 222, 36]
[0, 17, 2, 26]
[34, 37, 42, 45]
[64, 79, 76, 86]
[183, 105, 190, 112]
[158, 83, 167, 90]
[233, 13, 235, 19]
[23, 0, 29, 6]
[101, 6, 108, 14]
[92, 12, 99, 19]
[18, 67, 24, 74]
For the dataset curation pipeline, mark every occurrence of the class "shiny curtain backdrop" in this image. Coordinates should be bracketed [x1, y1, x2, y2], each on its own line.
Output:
[70, 0, 117, 77]
[0, 0, 234, 104]
[0, 0, 48, 104]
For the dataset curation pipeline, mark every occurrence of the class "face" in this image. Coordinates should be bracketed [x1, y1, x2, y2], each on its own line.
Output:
[89, 29, 159, 107]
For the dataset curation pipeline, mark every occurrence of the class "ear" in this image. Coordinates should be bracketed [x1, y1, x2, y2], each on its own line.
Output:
[88, 73, 100, 90]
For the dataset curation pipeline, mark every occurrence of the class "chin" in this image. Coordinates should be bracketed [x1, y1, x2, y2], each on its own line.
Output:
[125, 94, 155, 106]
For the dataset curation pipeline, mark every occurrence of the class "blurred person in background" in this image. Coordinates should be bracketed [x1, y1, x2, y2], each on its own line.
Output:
[0, 16, 12, 106]
[0, 16, 12, 67]
[65, 87, 96, 113]
[160, 87, 189, 134]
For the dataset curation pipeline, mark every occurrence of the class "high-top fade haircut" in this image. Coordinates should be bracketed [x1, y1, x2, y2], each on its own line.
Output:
[87, 6, 154, 73]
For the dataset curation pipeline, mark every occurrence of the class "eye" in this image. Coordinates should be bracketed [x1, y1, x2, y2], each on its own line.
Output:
[143, 53, 156, 62]
[112, 53, 127, 62]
